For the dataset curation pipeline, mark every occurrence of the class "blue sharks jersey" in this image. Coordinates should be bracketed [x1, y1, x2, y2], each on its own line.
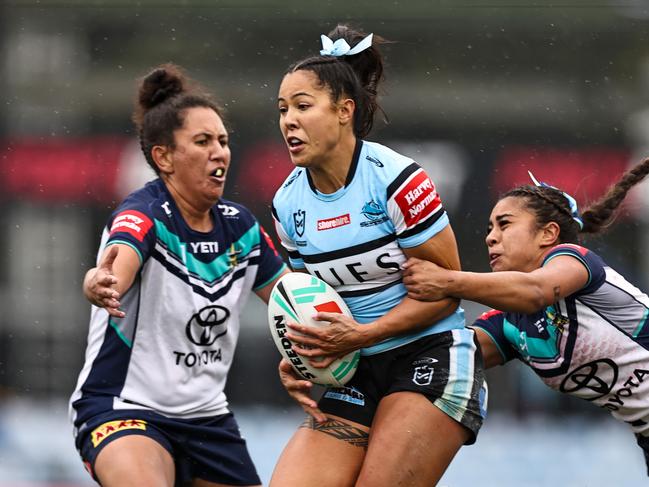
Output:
[474, 244, 649, 435]
[70, 179, 286, 431]
[272, 139, 465, 356]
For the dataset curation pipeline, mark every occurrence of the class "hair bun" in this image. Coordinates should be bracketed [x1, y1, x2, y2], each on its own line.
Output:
[138, 64, 186, 110]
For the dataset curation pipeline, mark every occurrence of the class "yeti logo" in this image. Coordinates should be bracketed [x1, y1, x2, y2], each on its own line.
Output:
[185, 305, 230, 346]
[293, 209, 306, 237]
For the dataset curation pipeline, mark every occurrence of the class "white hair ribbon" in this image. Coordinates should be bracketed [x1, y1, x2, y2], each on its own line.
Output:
[528, 170, 584, 229]
[320, 33, 373, 57]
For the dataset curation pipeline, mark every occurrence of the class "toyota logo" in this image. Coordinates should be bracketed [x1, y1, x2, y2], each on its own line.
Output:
[185, 305, 230, 346]
[559, 359, 618, 400]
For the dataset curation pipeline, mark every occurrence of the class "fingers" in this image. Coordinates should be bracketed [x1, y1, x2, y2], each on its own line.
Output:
[278, 358, 294, 374]
[287, 321, 322, 339]
[292, 343, 325, 359]
[278, 359, 313, 389]
[401, 256, 422, 271]
[309, 355, 336, 369]
[304, 405, 328, 424]
[312, 311, 342, 323]
[278, 360, 326, 422]
[97, 273, 118, 288]
[87, 248, 125, 316]
[96, 282, 119, 300]
[106, 306, 126, 319]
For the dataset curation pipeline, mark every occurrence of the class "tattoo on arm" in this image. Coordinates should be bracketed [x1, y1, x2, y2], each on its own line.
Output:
[300, 417, 369, 449]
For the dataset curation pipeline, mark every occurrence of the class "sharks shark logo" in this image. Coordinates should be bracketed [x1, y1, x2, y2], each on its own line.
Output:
[360, 200, 389, 227]
[293, 209, 306, 237]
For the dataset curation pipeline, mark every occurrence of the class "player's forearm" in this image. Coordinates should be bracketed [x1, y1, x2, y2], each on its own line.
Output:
[446, 270, 546, 313]
[361, 296, 459, 346]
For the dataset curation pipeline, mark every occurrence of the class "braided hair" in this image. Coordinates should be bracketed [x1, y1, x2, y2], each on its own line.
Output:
[503, 157, 649, 244]
[132, 63, 224, 173]
[287, 24, 388, 138]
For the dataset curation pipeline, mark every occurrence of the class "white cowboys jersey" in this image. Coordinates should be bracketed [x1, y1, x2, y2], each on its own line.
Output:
[70, 179, 286, 434]
[272, 139, 465, 355]
[475, 244, 649, 435]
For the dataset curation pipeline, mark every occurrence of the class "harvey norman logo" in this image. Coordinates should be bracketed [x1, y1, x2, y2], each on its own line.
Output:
[317, 213, 351, 231]
[395, 170, 440, 227]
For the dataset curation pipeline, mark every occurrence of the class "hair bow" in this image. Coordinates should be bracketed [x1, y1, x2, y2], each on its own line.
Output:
[320, 33, 373, 57]
[528, 171, 584, 229]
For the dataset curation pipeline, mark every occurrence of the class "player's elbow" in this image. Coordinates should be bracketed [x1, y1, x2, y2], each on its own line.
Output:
[519, 282, 549, 313]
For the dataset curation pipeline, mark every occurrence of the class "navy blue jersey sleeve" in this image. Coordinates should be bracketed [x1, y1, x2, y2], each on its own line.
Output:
[252, 224, 287, 290]
[106, 201, 156, 265]
[542, 244, 606, 296]
[472, 309, 518, 363]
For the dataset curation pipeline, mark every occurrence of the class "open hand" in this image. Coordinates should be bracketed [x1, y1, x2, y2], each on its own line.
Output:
[286, 312, 365, 368]
[278, 359, 327, 423]
[84, 246, 125, 318]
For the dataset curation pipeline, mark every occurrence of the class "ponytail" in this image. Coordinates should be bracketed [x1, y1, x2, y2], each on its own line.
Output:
[287, 24, 388, 138]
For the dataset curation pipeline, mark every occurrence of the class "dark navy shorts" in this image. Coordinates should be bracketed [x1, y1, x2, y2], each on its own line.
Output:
[75, 409, 260, 486]
[318, 328, 488, 444]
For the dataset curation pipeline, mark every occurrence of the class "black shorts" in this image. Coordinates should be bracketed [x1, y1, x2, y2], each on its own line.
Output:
[318, 328, 488, 444]
[75, 409, 260, 486]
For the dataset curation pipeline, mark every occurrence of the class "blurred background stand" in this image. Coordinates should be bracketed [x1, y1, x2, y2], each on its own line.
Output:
[1, 1, 649, 485]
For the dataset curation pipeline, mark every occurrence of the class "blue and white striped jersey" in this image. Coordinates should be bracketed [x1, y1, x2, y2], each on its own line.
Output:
[475, 244, 649, 434]
[70, 179, 286, 432]
[272, 139, 465, 356]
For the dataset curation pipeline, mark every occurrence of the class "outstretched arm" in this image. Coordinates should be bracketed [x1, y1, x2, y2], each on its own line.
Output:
[83, 244, 140, 318]
[403, 254, 589, 314]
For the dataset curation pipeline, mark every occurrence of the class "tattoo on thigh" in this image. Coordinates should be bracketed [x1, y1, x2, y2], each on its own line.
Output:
[300, 417, 368, 449]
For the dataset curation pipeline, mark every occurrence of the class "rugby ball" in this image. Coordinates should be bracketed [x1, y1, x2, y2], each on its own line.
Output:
[268, 272, 360, 386]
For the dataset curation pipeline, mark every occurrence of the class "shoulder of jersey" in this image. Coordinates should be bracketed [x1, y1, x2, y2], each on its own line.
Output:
[267, 272, 360, 386]
[278, 168, 305, 192]
[216, 198, 250, 220]
[273, 169, 305, 216]
[362, 141, 415, 178]
[112, 183, 163, 220]
[549, 243, 590, 257]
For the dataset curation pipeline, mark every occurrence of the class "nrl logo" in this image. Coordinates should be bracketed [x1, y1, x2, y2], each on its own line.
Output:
[412, 357, 438, 386]
[293, 209, 306, 237]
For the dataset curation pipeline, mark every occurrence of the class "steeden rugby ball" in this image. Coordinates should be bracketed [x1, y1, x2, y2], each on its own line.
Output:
[268, 272, 360, 386]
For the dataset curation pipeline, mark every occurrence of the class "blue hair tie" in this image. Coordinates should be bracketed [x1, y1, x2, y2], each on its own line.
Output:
[320, 33, 373, 57]
[528, 171, 584, 230]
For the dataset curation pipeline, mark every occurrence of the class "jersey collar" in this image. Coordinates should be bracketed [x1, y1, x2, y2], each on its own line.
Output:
[306, 138, 363, 195]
